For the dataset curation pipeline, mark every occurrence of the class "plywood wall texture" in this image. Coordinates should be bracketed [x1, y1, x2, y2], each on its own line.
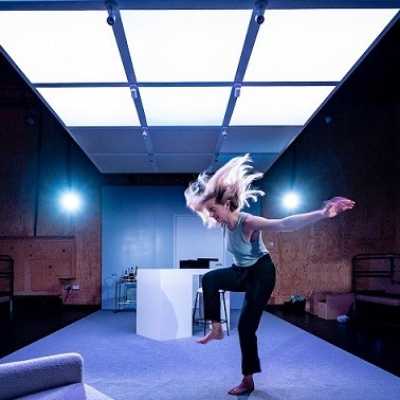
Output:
[0, 55, 101, 305]
[261, 19, 400, 305]
[0, 107, 37, 236]
[0, 238, 75, 293]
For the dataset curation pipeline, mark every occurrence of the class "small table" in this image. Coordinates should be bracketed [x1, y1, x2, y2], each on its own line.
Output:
[114, 278, 137, 312]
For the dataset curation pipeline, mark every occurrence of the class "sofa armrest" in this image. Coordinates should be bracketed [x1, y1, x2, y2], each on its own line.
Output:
[0, 353, 83, 400]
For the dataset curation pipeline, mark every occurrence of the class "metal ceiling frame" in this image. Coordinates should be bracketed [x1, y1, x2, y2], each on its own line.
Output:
[1, 1, 399, 174]
[1, 1, 400, 11]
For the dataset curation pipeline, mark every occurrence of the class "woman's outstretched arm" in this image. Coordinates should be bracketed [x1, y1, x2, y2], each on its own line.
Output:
[245, 197, 355, 233]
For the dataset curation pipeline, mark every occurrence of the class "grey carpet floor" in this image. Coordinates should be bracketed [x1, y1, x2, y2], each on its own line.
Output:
[1, 310, 399, 400]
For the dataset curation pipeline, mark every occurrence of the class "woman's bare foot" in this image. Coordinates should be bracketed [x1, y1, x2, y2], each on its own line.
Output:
[228, 376, 254, 396]
[196, 322, 224, 344]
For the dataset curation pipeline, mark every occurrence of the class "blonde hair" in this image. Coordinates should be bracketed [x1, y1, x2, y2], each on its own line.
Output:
[184, 154, 265, 227]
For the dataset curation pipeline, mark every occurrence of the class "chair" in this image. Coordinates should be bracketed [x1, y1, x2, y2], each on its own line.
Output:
[0, 353, 113, 400]
[192, 287, 230, 335]
[0, 255, 14, 320]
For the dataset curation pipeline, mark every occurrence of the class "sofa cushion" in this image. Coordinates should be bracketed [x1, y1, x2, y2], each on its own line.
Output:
[0, 353, 83, 400]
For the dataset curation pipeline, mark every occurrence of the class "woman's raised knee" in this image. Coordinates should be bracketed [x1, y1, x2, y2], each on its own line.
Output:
[201, 271, 218, 291]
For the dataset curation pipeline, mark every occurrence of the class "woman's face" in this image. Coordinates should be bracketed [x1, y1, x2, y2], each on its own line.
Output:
[203, 197, 230, 225]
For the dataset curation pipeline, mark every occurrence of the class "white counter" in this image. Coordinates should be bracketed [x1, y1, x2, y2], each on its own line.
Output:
[136, 268, 230, 341]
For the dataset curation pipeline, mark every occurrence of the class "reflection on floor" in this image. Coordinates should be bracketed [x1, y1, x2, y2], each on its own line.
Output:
[0, 296, 98, 358]
[2, 308, 400, 400]
[1, 298, 399, 379]
[266, 303, 400, 377]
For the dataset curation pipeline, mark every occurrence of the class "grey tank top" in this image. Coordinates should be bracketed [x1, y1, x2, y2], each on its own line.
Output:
[226, 212, 268, 267]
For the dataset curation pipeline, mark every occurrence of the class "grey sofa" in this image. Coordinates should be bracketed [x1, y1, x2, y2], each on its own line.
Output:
[0, 353, 113, 400]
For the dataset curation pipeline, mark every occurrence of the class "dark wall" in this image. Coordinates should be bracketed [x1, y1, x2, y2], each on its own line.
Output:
[0, 53, 102, 304]
[260, 18, 400, 304]
[396, 104, 400, 252]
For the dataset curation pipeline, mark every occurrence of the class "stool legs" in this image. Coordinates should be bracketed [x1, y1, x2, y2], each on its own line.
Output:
[192, 291, 199, 325]
[221, 292, 229, 336]
[193, 290, 229, 335]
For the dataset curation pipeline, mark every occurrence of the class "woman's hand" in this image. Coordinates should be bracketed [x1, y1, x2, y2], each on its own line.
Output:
[321, 196, 356, 218]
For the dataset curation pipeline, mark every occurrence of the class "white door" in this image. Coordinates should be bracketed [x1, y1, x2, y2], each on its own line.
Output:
[174, 215, 225, 268]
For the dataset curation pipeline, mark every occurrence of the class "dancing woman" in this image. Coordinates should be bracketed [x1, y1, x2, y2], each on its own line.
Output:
[185, 154, 355, 396]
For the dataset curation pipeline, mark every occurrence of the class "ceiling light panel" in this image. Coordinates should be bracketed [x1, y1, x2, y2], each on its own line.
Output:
[91, 154, 153, 173]
[121, 10, 252, 81]
[230, 86, 335, 125]
[220, 126, 302, 153]
[215, 153, 277, 173]
[69, 127, 147, 153]
[155, 153, 214, 173]
[0, 11, 127, 83]
[150, 127, 219, 153]
[140, 87, 231, 126]
[245, 9, 399, 82]
[37, 87, 140, 126]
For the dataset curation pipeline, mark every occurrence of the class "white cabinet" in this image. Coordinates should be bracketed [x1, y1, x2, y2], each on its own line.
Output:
[136, 268, 230, 341]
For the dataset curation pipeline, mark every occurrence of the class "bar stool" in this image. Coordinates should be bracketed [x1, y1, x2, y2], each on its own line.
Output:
[192, 287, 229, 335]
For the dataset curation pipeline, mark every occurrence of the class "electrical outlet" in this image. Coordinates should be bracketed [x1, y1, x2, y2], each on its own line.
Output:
[72, 284, 80, 290]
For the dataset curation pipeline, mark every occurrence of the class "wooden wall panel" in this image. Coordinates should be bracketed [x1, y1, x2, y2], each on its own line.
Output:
[260, 22, 399, 304]
[0, 238, 76, 296]
[0, 82, 101, 305]
[30, 260, 58, 292]
[262, 106, 397, 304]
[0, 109, 37, 237]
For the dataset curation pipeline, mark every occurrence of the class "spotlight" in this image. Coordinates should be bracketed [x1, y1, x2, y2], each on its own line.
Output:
[130, 86, 138, 99]
[107, 14, 115, 26]
[234, 85, 241, 98]
[59, 191, 82, 213]
[254, 14, 265, 25]
[282, 192, 300, 210]
[254, 0, 267, 25]
[106, 1, 116, 26]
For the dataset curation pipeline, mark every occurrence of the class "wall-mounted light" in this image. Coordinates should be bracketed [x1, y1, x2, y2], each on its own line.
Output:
[282, 191, 301, 210]
[59, 190, 82, 213]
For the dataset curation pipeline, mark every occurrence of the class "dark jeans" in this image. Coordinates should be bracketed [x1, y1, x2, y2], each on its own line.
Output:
[201, 254, 276, 375]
